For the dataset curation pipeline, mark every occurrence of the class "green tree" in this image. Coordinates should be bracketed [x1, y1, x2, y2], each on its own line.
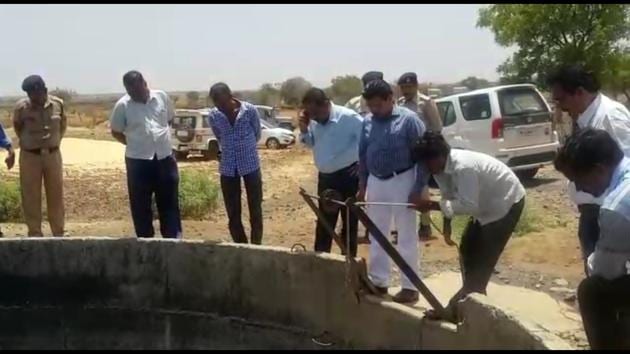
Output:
[255, 83, 281, 106]
[459, 76, 491, 91]
[478, 4, 630, 86]
[603, 51, 630, 102]
[280, 77, 312, 107]
[327, 75, 362, 104]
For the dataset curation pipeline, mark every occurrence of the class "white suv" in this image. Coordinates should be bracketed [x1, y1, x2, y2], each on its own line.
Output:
[436, 84, 560, 179]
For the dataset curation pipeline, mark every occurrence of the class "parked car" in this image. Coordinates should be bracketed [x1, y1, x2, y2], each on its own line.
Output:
[255, 105, 295, 131]
[171, 108, 220, 161]
[259, 120, 295, 149]
[435, 84, 560, 179]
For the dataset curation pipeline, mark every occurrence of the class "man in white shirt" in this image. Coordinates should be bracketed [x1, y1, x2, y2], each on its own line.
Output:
[548, 65, 630, 273]
[554, 128, 630, 350]
[412, 132, 526, 320]
[110, 70, 182, 239]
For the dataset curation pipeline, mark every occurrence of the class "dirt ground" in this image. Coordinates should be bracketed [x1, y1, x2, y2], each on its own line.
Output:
[0, 133, 588, 346]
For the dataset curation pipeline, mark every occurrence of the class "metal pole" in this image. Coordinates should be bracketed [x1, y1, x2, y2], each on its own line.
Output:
[349, 200, 447, 316]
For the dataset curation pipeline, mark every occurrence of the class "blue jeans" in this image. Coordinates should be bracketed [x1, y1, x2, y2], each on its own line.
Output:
[125, 155, 182, 238]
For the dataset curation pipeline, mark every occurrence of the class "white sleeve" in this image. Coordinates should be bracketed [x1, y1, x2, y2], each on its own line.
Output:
[605, 110, 630, 157]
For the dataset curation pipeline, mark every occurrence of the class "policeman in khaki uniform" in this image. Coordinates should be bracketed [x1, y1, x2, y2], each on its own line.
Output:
[13, 75, 67, 237]
[397, 72, 442, 241]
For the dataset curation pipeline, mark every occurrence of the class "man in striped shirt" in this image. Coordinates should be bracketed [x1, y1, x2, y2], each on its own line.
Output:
[208, 83, 264, 245]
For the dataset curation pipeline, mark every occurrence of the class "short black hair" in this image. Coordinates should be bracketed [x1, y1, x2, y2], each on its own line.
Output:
[412, 131, 451, 162]
[362, 79, 392, 100]
[554, 128, 623, 177]
[209, 82, 232, 99]
[301, 87, 329, 106]
[123, 70, 144, 87]
[546, 64, 601, 94]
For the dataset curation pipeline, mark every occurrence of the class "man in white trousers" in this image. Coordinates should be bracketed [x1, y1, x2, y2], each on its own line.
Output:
[358, 79, 427, 303]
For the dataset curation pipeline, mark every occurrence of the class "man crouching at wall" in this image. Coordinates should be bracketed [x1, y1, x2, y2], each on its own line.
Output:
[411, 132, 526, 321]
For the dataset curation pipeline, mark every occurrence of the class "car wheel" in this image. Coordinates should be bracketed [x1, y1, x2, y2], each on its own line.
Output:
[266, 138, 280, 149]
[204, 141, 220, 161]
[174, 150, 188, 161]
[516, 168, 539, 180]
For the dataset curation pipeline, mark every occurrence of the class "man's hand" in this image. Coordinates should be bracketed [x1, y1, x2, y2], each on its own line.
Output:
[408, 191, 424, 207]
[5, 148, 15, 170]
[298, 110, 310, 133]
[356, 186, 366, 202]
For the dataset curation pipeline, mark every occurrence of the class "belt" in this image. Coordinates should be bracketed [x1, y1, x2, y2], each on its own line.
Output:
[374, 166, 414, 180]
[23, 147, 59, 155]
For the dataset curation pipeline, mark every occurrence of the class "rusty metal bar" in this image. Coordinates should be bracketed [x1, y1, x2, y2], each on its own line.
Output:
[298, 188, 378, 296]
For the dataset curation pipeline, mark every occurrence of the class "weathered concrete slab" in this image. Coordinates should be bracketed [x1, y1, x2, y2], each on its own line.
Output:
[0, 238, 574, 349]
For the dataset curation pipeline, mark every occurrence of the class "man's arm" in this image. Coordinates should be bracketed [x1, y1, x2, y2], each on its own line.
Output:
[109, 101, 127, 145]
[421, 98, 442, 132]
[358, 118, 370, 191]
[299, 123, 315, 148]
[166, 93, 176, 126]
[406, 114, 428, 194]
[12, 105, 23, 140]
[438, 168, 480, 219]
[606, 112, 630, 156]
[0, 123, 12, 151]
[208, 112, 221, 143]
[588, 209, 630, 279]
[59, 101, 67, 138]
[250, 106, 262, 141]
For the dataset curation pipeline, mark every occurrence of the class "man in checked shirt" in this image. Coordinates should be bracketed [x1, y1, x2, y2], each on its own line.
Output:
[208, 83, 264, 245]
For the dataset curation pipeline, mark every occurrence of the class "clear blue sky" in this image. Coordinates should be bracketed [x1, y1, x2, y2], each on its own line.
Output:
[0, 4, 511, 96]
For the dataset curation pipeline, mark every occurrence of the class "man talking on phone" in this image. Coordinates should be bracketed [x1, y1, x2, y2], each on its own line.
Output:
[299, 88, 364, 257]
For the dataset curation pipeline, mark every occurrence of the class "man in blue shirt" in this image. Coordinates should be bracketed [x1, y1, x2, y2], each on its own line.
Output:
[359, 79, 427, 303]
[299, 88, 363, 257]
[208, 83, 263, 245]
[0, 123, 15, 237]
[554, 128, 630, 350]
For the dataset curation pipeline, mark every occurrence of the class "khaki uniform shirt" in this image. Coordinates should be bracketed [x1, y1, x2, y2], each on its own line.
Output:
[345, 95, 370, 117]
[13, 95, 66, 150]
[398, 91, 442, 132]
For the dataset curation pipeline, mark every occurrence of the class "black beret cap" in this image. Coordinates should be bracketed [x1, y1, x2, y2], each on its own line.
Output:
[21, 75, 46, 93]
[398, 72, 418, 85]
[361, 71, 384, 87]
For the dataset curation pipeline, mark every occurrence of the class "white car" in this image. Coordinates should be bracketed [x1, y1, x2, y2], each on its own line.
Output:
[436, 84, 560, 179]
[259, 120, 295, 149]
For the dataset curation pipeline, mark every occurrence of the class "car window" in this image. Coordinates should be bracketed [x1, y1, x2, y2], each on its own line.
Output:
[173, 116, 196, 129]
[459, 94, 491, 121]
[437, 101, 456, 127]
[498, 88, 548, 116]
[202, 114, 210, 128]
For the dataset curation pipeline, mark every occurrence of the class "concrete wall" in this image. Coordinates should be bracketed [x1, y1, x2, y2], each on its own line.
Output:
[0, 238, 572, 349]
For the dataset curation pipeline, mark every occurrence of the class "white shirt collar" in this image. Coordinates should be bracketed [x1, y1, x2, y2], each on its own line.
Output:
[577, 94, 602, 128]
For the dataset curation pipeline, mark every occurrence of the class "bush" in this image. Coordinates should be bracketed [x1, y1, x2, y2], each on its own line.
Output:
[0, 180, 22, 222]
[178, 170, 220, 220]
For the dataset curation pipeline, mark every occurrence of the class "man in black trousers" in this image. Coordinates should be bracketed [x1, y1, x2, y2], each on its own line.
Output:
[299, 88, 364, 256]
